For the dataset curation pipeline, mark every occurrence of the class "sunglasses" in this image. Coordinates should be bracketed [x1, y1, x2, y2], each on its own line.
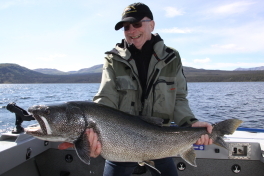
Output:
[123, 20, 152, 31]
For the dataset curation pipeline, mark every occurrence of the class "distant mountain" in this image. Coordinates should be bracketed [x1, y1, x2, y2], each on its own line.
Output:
[234, 66, 264, 71]
[77, 64, 103, 74]
[33, 64, 103, 75]
[0, 63, 101, 83]
[33, 68, 66, 75]
[0, 63, 48, 83]
[1, 63, 264, 83]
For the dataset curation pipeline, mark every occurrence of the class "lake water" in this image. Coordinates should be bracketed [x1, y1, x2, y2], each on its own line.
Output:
[1, 82, 264, 134]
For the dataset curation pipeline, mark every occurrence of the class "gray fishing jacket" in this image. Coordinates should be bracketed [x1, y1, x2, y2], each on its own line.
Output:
[93, 34, 197, 126]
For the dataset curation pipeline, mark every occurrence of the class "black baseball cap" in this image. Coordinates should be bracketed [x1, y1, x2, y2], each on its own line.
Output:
[115, 3, 153, 30]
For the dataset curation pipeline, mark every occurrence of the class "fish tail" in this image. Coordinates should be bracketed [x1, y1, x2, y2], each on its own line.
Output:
[211, 119, 243, 149]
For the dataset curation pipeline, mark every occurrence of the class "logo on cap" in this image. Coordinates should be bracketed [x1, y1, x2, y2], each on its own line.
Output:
[122, 6, 137, 16]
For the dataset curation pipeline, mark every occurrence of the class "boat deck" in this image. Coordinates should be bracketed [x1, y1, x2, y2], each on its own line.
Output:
[1, 131, 264, 176]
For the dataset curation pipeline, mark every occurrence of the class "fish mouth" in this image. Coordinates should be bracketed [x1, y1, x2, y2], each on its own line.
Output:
[25, 114, 48, 136]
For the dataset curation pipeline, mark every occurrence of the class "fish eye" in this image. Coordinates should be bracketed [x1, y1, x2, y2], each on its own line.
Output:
[44, 108, 50, 115]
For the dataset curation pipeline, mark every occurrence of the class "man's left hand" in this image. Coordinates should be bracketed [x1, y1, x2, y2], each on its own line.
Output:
[192, 121, 213, 145]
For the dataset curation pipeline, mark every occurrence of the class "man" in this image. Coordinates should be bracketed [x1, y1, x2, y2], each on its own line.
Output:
[59, 2, 212, 176]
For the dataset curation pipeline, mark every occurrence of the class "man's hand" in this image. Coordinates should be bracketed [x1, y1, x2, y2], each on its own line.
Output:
[58, 128, 102, 158]
[192, 121, 213, 145]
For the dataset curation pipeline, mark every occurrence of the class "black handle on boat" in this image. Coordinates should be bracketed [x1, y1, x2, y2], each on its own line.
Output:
[6, 102, 35, 121]
[6, 102, 35, 134]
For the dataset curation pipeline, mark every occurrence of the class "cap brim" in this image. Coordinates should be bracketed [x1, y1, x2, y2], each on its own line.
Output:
[114, 16, 142, 30]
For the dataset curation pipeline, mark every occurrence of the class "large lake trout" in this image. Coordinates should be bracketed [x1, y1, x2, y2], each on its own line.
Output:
[26, 101, 242, 167]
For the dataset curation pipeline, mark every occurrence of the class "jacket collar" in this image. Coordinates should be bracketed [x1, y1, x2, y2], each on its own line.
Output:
[106, 33, 176, 66]
[112, 33, 164, 60]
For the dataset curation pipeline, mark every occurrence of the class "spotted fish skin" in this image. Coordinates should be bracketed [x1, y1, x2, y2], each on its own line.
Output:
[26, 101, 243, 166]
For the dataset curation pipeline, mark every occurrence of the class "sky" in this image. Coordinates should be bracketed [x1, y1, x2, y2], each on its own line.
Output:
[0, 0, 264, 72]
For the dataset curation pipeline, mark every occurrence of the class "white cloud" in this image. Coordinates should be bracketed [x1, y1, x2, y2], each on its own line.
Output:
[212, 44, 236, 49]
[164, 7, 184, 17]
[193, 58, 211, 63]
[187, 20, 264, 55]
[157, 27, 192, 33]
[209, 1, 255, 15]
[211, 44, 245, 50]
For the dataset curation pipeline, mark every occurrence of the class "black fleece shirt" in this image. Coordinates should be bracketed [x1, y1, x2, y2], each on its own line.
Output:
[117, 35, 162, 103]
[128, 35, 160, 104]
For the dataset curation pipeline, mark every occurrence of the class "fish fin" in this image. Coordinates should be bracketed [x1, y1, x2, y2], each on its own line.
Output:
[211, 119, 243, 149]
[74, 132, 91, 165]
[213, 119, 243, 136]
[138, 161, 161, 175]
[180, 147, 197, 167]
[140, 116, 164, 126]
[214, 137, 228, 149]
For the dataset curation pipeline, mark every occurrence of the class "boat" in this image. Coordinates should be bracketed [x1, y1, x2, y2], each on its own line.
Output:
[1, 104, 264, 176]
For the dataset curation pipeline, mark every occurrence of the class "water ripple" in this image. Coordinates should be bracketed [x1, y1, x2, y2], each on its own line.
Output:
[1, 82, 264, 134]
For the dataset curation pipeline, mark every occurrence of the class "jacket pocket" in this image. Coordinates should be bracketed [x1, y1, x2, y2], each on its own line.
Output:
[152, 79, 177, 124]
[116, 76, 138, 115]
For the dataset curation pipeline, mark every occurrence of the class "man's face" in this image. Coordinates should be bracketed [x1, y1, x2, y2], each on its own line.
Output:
[124, 17, 155, 50]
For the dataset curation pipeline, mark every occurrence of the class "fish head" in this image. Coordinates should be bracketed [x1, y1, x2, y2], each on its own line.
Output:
[26, 103, 86, 142]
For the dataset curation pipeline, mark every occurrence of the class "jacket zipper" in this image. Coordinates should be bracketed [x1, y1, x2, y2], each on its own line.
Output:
[145, 68, 159, 100]
[144, 51, 176, 100]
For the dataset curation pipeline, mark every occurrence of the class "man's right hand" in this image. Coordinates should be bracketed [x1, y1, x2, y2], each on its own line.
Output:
[58, 128, 101, 158]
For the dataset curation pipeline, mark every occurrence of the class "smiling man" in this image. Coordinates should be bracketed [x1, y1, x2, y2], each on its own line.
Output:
[59, 2, 213, 176]
[92, 2, 213, 176]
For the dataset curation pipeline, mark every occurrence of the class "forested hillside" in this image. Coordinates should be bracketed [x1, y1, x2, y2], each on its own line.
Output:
[1, 63, 264, 83]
